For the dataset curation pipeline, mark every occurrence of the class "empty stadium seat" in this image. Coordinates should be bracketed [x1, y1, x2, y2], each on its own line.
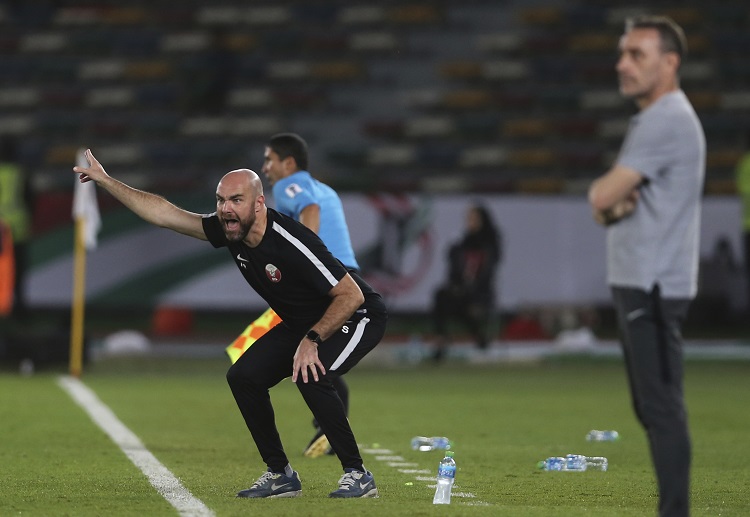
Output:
[338, 6, 385, 26]
[367, 145, 417, 166]
[124, 60, 172, 80]
[387, 5, 442, 25]
[502, 118, 553, 139]
[311, 61, 365, 81]
[439, 61, 483, 81]
[0, 87, 39, 108]
[404, 116, 455, 139]
[440, 90, 494, 110]
[349, 32, 399, 52]
[508, 148, 557, 168]
[519, 6, 564, 27]
[363, 119, 404, 139]
[459, 146, 508, 168]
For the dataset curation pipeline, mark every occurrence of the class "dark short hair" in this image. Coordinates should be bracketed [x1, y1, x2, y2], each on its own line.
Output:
[625, 14, 687, 60]
[267, 133, 309, 171]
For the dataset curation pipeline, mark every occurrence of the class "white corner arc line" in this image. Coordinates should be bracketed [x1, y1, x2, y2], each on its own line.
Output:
[58, 376, 214, 517]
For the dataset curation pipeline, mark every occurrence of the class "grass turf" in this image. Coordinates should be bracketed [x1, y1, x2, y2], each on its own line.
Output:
[1, 357, 748, 516]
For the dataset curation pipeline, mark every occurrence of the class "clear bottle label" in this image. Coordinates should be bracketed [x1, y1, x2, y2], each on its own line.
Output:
[438, 465, 456, 478]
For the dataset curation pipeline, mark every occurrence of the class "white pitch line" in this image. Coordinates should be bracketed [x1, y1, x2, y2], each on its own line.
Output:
[398, 468, 432, 474]
[424, 486, 475, 498]
[58, 376, 214, 517]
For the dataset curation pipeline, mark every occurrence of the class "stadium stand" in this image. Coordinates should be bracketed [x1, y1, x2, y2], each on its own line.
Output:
[0, 0, 748, 194]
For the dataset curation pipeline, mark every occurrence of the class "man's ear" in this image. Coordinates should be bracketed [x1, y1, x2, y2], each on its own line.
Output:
[283, 156, 298, 173]
[665, 51, 680, 74]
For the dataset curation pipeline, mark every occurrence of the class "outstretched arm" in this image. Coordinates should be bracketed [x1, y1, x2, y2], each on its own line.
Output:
[73, 149, 207, 240]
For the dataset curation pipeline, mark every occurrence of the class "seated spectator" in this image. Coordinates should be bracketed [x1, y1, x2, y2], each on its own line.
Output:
[431, 204, 501, 360]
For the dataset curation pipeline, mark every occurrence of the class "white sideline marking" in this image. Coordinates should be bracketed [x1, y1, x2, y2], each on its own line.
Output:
[58, 376, 215, 517]
[425, 486, 476, 498]
[398, 468, 432, 474]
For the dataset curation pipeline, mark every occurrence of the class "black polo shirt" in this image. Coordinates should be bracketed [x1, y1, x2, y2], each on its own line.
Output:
[202, 207, 379, 332]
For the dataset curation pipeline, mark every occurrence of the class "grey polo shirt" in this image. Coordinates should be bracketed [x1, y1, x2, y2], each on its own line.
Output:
[607, 90, 706, 299]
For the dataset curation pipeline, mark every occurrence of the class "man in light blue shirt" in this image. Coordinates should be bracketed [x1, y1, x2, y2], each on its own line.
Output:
[589, 16, 704, 517]
[267, 141, 358, 271]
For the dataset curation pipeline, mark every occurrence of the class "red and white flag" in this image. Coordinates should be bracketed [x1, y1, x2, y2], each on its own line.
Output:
[73, 148, 101, 250]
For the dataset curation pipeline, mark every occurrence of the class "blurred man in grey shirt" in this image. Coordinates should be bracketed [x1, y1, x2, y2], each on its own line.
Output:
[588, 15, 705, 517]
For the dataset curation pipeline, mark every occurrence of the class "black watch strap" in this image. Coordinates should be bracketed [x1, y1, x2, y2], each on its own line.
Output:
[306, 330, 322, 345]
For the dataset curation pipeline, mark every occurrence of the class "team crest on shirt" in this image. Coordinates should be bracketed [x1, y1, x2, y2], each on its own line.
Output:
[265, 263, 282, 282]
[285, 183, 303, 198]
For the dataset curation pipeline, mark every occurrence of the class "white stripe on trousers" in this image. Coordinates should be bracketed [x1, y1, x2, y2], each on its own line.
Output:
[330, 317, 370, 371]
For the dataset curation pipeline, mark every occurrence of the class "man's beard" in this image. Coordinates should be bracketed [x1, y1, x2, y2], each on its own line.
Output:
[223, 215, 253, 242]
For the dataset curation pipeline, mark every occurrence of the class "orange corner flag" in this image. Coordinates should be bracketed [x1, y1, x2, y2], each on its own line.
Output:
[226, 308, 282, 363]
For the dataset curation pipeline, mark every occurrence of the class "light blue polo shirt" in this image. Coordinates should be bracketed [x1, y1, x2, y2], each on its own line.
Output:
[607, 90, 706, 298]
[272, 170, 359, 270]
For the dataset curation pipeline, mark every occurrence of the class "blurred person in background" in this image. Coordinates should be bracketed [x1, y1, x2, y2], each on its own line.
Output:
[735, 129, 750, 313]
[431, 203, 501, 361]
[238, 132, 360, 458]
[73, 150, 387, 499]
[0, 136, 32, 319]
[588, 15, 704, 517]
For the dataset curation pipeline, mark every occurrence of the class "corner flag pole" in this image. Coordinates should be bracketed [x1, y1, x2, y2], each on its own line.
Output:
[69, 216, 87, 377]
[69, 149, 101, 377]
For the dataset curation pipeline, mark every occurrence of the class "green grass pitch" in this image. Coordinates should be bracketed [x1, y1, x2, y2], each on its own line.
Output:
[1, 357, 748, 516]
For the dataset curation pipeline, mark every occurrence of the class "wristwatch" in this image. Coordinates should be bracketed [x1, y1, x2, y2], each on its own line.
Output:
[305, 329, 322, 345]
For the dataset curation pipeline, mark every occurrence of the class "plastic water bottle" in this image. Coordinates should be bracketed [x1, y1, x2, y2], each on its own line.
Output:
[565, 454, 588, 471]
[538, 456, 586, 471]
[411, 436, 452, 452]
[538, 455, 608, 472]
[580, 455, 608, 471]
[586, 430, 620, 442]
[433, 451, 456, 504]
[537, 456, 568, 471]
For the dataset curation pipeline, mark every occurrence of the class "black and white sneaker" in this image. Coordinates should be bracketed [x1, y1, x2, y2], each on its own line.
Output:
[329, 470, 378, 498]
[237, 470, 302, 498]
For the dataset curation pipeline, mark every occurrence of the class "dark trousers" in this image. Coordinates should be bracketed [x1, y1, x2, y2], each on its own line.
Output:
[612, 286, 691, 517]
[433, 286, 493, 349]
[313, 375, 348, 429]
[226, 306, 386, 473]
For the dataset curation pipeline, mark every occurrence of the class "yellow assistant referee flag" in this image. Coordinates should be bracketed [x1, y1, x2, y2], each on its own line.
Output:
[226, 308, 283, 363]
